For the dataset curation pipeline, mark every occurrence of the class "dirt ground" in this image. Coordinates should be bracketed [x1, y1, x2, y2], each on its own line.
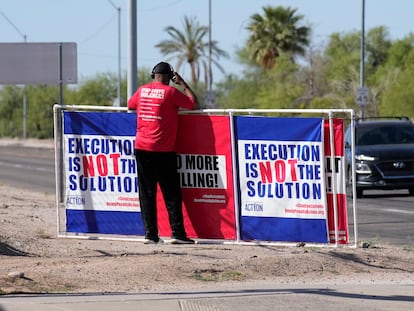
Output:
[0, 184, 413, 295]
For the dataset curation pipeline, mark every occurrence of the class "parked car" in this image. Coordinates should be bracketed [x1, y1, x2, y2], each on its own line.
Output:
[344, 116, 414, 198]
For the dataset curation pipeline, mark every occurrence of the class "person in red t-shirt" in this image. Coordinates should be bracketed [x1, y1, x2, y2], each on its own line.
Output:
[128, 61, 198, 244]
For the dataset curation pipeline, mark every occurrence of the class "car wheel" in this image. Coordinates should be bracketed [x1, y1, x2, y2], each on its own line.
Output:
[356, 188, 363, 198]
[409, 187, 414, 196]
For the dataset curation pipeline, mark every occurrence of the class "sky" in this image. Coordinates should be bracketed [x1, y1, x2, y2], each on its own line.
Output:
[1, 0, 413, 85]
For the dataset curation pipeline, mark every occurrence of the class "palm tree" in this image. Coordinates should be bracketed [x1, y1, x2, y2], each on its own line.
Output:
[245, 6, 310, 69]
[155, 16, 229, 87]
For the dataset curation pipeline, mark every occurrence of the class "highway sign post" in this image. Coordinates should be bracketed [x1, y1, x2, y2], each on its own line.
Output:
[355, 87, 369, 106]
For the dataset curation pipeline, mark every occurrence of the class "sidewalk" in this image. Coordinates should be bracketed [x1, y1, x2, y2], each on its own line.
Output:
[1, 282, 413, 311]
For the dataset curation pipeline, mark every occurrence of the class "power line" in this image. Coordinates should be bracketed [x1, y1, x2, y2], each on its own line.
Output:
[78, 14, 117, 45]
[0, 10, 27, 41]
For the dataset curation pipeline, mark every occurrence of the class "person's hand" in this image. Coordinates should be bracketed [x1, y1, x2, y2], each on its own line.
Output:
[172, 72, 185, 86]
[173, 71, 192, 96]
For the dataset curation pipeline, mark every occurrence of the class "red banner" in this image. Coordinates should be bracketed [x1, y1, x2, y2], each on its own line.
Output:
[324, 119, 349, 244]
[156, 115, 237, 239]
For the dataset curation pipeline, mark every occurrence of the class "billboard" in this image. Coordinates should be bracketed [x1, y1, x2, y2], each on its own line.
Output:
[0, 42, 77, 85]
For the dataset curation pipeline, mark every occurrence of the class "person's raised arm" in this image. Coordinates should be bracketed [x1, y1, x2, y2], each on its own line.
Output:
[173, 72, 199, 109]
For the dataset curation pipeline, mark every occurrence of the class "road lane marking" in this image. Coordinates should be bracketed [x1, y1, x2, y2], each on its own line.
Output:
[384, 208, 414, 215]
[0, 161, 53, 172]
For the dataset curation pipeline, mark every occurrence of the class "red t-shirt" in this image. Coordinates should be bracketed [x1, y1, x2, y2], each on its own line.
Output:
[128, 81, 196, 152]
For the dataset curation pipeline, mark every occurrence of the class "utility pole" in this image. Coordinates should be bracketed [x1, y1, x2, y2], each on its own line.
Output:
[359, 0, 367, 118]
[128, 0, 137, 100]
[108, 0, 122, 107]
[360, 0, 366, 89]
[206, 0, 216, 108]
[208, 0, 212, 93]
[355, 0, 369, 117]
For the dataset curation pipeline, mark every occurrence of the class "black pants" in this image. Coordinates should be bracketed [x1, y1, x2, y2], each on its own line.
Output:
[135, 149, 187, 239]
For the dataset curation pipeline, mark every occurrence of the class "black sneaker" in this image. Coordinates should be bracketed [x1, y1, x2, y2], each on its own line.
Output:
[144, 237, 163, 244]
[170, 237, 195, 244]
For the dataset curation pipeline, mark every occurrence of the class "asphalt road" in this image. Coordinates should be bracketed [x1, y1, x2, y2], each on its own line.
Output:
[0, 144, 413, 246]
[348, 189, 414, 246]
[0, 144, 55, 193]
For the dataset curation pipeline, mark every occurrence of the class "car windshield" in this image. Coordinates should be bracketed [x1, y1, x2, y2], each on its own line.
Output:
[356, 125, 414, 146]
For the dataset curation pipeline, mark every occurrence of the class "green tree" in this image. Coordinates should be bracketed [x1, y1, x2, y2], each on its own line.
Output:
[24, 85, 59, 138]
[323, 31, 368, 114]
[324, 32, 360, 85]
[155, 15, 229, 87]
[0, 86, 23, 137]
[378, 47, 414, 118]
[295, 46, 331, 107]
[215, 72, 262, 109]
[255, 55, 305, 108]
[366, 26, 392, 70]
[374, 33, 414, 70]
[0, 85, 63, 138]
[323, 27, 396, 115]
[73, 72, 120, 106]
[216, 56, 305, 109]
[245, 6, 310, 69]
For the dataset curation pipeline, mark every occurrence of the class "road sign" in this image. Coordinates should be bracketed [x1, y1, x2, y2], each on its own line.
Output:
[355, 87, 370, 106]
[205, 90, 216, 108]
